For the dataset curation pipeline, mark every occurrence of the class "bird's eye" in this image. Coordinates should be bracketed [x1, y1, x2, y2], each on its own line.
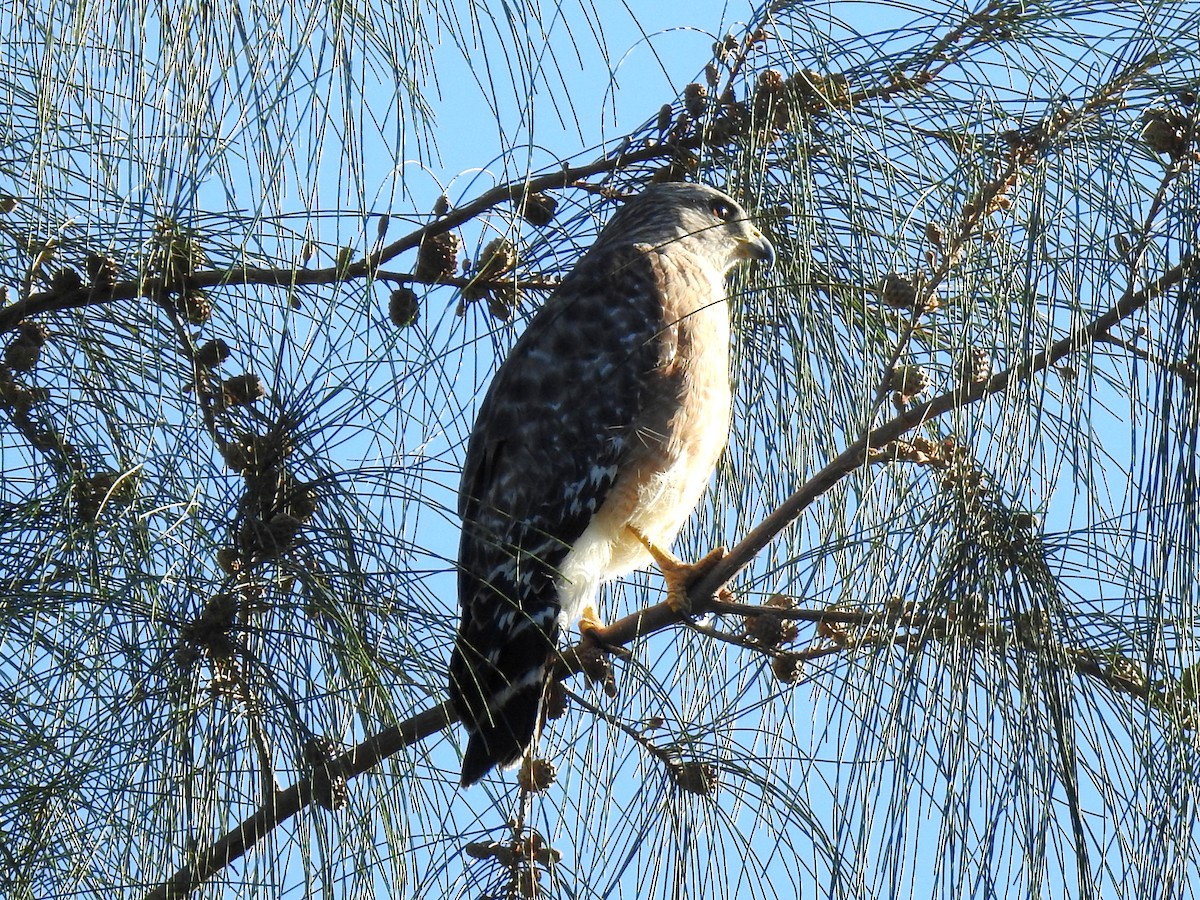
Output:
[710, 200, 734, 221]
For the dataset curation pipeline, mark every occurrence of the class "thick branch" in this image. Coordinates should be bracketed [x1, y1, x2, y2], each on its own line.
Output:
[145, 703, 454, 900]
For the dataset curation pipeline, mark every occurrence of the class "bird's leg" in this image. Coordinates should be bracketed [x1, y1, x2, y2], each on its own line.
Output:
[627, 526, 727, 615]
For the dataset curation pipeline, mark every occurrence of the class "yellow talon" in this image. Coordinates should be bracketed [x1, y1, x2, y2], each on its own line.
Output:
[578, 604, 606, 637]
[627, 526, 727, 615]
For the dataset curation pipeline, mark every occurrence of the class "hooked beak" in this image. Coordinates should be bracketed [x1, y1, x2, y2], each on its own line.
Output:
[739, 227, 775, 267]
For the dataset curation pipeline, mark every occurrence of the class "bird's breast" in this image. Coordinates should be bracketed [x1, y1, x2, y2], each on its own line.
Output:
[554, 251, 734, 623]
[621, 301, 732, 561]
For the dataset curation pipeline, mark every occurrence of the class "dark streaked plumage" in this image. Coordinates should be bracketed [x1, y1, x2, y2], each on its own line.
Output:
[449, 183, 774, 786]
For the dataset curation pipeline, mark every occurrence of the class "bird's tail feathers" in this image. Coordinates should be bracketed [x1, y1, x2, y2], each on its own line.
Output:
[450, 603, 560, 787]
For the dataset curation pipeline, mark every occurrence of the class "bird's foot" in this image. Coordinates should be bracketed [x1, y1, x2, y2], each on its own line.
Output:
[578, 604, 607, 640]
[627, 527, 728, 615]
[577, 605, 632, 656]
[574, 605, 627, 697]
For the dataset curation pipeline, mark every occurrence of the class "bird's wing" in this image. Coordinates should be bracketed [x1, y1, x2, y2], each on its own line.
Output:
[450, 244, 671, 785]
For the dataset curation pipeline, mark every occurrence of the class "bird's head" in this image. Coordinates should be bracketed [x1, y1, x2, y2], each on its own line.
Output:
[596, 182, 775, 274]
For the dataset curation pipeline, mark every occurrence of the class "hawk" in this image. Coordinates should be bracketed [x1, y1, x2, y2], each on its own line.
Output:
[449, 182, 774, 786]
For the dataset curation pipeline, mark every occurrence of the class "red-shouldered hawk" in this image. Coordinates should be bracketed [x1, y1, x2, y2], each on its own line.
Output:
[449, 182, 774, 786]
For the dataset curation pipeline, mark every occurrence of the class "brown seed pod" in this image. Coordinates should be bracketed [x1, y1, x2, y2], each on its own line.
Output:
[744, 593, 800, 647]
[51, 268, 83, 295]
[284, 480, 320, 523]
[757, 69, 785, 94]
[766, 592, 796, 611]
[670, 760, 718, 796]
[544, 679, 567, 719]
[684, 82, 708, 118]
[878, 273, 920, 309]
[86, 252, 120, 288]
[221, 440, 252, 473]
[707, 101, 750, 146]
[231, 429, 294, 475]
[215, 547, 242, 575]
[487, 285, 521, 322]
[74, 470, 138, 521]
[4, 338, 39, 372]
[1141, 107, 1190, 157]
[174, 642, 200, 670]
[577, 642, 617, 697]
[151, 219, 208, 287]
[0, 194, 16, 214]
[771, 652, 804, 684]
[177, 592, 239, 661]
[461, 239, 519, 306]
[414, 231, 459, 281]
[196, 338, 231, 368]
[177, 290, 212, 325]
[242, 467, 289, 515]
[517, 191, 557, 227]
[518, 757, 557, 793]
[389, 287, 420, 328]
[889, 364, 931, 397]
[750, 70, 792, 132]
[483, 295, 510, 321]
[15, 321, 48, 347]
[785, 69, 823, 102]
[745, 612, 786, 647]
[956, 347, 992, 386]
[1141, 117, 1182, 155]
[267, 512, 303, 547]
[221, 373, 266, 408]
[656, 103, 674, 133]
[672, 111, 692, 140]
[72, 470, 135, 520]
[0, 381, 35, 414]
[475, 237, 517, 280]
[239, 512, 302, 559]
[200, 591, 238, 629]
